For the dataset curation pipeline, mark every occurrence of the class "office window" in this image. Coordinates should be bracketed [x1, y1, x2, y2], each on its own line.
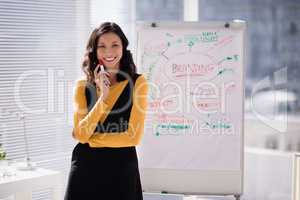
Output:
[136, 0, 183, 21]
[0, 0, 90, 199]
[90, 0, 135, 50]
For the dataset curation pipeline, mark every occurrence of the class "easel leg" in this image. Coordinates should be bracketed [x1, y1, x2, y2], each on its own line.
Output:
[234, 194, 241, 200]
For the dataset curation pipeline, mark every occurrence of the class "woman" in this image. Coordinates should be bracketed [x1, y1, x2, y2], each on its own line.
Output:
[65, 22, 148, 200]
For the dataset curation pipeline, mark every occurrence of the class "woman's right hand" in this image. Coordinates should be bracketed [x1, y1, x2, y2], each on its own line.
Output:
[94, 64, 110, 101]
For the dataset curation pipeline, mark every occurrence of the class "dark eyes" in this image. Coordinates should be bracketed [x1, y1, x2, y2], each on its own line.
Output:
[97, 44, 119, 49]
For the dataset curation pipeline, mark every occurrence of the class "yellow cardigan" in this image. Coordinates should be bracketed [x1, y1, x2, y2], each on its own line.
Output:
[72, 75, 148, 148]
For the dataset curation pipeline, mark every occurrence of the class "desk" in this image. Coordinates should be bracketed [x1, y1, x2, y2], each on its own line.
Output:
[0, 167, 61, 200]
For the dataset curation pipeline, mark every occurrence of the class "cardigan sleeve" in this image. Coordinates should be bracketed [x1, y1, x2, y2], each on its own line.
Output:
[72, 79, 108, 144]
[88, 75, 148, 148]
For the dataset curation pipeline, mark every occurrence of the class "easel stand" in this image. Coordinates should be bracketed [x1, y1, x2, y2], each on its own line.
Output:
[143, 193, 183, 200]
[143, 192, 242, 200]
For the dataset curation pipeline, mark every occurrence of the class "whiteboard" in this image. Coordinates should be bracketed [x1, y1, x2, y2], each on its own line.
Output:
[136, 21, 245, 195]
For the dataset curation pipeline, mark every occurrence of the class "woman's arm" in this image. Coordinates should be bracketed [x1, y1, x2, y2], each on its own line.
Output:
[72, 79, 108, 143]
[88, 75, 148, 147]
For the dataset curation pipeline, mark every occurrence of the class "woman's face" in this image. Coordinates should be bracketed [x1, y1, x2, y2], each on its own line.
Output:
[97, 32, 123, 71]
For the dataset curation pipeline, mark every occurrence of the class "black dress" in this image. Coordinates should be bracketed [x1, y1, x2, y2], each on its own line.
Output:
[65, 74, 143, 200]
[64, 143, 143, 200]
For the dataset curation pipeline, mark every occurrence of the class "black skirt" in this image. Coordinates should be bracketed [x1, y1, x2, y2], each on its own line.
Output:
[64, 143, 143, 200]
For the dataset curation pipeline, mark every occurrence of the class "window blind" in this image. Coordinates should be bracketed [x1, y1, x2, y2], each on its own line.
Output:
[0, 0, 90, 199]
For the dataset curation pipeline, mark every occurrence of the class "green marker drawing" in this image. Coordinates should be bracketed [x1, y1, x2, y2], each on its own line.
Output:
[233, 54, 238, 61]
[167, 38, 183, 47]
[199, 32, 218, 42]
[169, 124, 190, 130]
[217, 69, 225, 75]
[155, 125, 161, 136]
[209, 68, 235, 81]
[155, 123, 190, 136]
[188, 41, 194, 47]
[204, 121, 231, 129]
[218, 55, 239, 64]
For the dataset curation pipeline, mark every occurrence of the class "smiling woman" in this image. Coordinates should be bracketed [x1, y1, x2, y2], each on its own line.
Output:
[82, 22, 137, 84]
[97, 32, 123, 74]
[64, 22, 148, 200]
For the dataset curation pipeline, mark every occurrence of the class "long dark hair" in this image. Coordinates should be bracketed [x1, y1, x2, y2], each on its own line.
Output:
[82, 22, 136, 83]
